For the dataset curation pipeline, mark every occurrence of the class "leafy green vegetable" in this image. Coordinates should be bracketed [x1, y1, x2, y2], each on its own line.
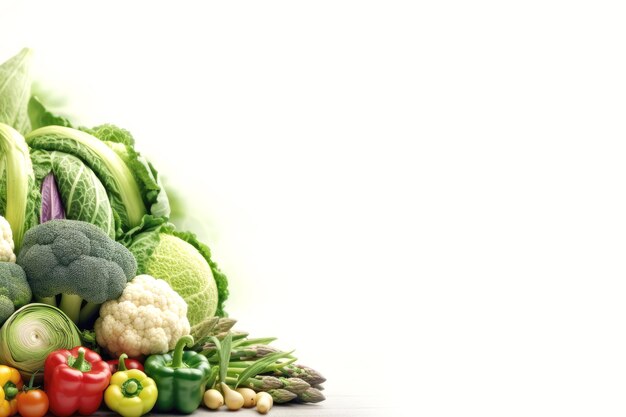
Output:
[0, 48, 32, 135]
[81, 124, 133, 146]
[28, 96, 72, 130]
[31, 149, 116, 238]
[0, 123, 40, 251]
[26, 126, 148, 231]
[103, 139, 170, 219]
[0, 303, 81, 383]
[124, 216, 229, 322]
[26, 101, 169, 235]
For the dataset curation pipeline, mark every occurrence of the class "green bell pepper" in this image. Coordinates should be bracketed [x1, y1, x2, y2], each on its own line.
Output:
[144, 335, 210, 414]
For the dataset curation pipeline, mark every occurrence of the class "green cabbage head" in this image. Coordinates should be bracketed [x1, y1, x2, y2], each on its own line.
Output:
[124, 217, 228, 326]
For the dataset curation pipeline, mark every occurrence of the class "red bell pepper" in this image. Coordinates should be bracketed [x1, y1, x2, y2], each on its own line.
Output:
[106, 355, 144, 374]
[44, 347, 111, 417]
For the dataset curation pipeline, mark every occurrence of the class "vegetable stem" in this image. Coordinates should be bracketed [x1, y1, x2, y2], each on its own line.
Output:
[118, 353, 129, 371]
[68, 348, 91, 372]
[59, 294, 82, 324]
[171, 335, 194, 368]
[121, 378, 143, 397]
[78, 301, 100, 326]
[3, 382, 18, 400]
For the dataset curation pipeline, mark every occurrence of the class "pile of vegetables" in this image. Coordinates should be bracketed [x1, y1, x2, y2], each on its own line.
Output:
[0, 48, 325, 416]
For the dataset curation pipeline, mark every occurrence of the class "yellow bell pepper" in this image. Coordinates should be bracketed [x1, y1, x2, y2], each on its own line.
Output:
[0, 365, 23, 417]
[104, 354, 158, 417]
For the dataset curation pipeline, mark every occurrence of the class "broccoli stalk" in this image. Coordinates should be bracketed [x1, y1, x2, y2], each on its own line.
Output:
[45, 294, 100, 326]
[52, 294, 100, 325]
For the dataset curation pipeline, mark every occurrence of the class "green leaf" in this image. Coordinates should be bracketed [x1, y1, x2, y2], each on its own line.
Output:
[0, 124, 40, 251]
[28, 96, 72, 130]
[30, 150, 116, 239]
[206, 365, 219, 389]
[106, 142, 170, 219]
[232, 337, 277, 348]
[235, 350, 295, 388]
[26, 126, 147, 232]
[84, 124, 170, 219]
[210, 333, 232, 385]
[0, 48, 32, 135]
[81, 124, 134, 146]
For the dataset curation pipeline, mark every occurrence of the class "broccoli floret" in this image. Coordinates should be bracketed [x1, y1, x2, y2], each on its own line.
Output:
[0, 262, 32, 325]
[0, 294, 14, 326]
[16, 220, 136, 327]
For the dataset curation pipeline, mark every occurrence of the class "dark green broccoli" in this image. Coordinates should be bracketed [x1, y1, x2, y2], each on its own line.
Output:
[0, 262, 32, 325]
[16, 219, 136, 327]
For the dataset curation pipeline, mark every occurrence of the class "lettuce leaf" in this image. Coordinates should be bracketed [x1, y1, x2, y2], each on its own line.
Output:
[28, 96, 72, 131]
[0, 124, 40, 251]
[31, 149, 116, 238]
[0, 48, 32, 135]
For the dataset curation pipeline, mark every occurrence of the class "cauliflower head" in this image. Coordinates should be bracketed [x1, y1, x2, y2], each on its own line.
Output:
[95, 274, 191, 358]
[0, 216, 16, 263]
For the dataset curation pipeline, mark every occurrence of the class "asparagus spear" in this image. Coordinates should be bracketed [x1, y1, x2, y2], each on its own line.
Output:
[270, 364, 326, 385]
[192, 319, 327, 404]
[297, 387, 325, 403]
[230, 344, 282, 361]
[278, 377, 310, 395]
[191, 317, 238, 350]
[204, 344, 283, 361]
[226, 375, 283, 391]
[267, 389, 297, 404]
[225, 375, 311, 395]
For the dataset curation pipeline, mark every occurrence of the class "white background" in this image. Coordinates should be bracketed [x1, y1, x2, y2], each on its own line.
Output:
[1, 1, 626, 416]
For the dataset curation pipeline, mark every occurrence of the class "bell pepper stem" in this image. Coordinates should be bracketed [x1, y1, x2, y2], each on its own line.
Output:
[68, 348, 92, 372]
[3, 382, 18, 400]
[121, 378, 143, 397]
[118, 353, 128, 372]
[171, 335, 194, 368]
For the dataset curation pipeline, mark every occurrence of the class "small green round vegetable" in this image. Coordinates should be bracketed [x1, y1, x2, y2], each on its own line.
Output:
[0, 303, 81, 382]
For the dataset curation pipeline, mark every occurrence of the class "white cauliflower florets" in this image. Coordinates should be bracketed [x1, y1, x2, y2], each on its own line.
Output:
[0, 216, 16, 263]
[95, 274, 191, 357]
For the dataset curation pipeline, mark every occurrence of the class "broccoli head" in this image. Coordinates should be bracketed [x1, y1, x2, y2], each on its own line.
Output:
[17, 219, 136, 327]
[0, 262, 32, 325]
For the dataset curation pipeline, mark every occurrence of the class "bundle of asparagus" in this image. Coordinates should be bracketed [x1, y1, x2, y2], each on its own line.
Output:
[196, 318, 327, 404]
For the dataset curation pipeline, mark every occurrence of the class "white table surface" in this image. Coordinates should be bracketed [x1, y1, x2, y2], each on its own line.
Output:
[87, 394, 394, 417]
